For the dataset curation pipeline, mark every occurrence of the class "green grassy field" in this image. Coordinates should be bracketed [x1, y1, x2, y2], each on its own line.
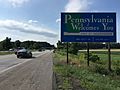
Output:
[0, 51, 14, 55]
[80, 51, 120, 67]
[53, 50, 120, 90]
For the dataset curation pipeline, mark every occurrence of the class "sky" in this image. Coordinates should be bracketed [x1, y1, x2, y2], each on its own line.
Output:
[0, 0, 120, 45]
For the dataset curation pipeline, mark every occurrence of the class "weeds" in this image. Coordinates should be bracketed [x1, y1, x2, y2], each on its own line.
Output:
[53, 50, 120, 90]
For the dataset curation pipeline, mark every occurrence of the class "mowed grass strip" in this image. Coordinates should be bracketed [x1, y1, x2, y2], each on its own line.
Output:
[0, 51, 14, 55]
[80, 51, 120, 66]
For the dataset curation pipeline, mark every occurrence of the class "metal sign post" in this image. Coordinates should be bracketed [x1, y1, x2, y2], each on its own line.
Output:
[67, 42, 69, 64]
[108, 42, 112, 71]
[87, 43, 90, 66]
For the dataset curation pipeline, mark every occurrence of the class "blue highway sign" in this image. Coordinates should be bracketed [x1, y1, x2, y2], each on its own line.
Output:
[61, 13, 116, 42]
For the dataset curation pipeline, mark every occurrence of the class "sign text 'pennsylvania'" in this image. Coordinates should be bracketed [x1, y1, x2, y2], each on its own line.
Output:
[61, 13, 116, 42]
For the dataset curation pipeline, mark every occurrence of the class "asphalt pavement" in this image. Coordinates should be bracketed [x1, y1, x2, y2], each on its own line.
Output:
[0, 51, 48, 74]
[0, 50, 53, 90]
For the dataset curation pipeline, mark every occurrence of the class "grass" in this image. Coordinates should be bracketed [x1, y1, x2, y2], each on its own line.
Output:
[0, 51, 14, 55]
[79, 51, 120, 67]
[53, 50, 120, 90]
[53, 52, 73, 90]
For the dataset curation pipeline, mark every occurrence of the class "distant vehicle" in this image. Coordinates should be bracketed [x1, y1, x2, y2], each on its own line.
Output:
[38, 49, 42, 52]
[16, 49, 32, 58]
[9, 48, 14, 51]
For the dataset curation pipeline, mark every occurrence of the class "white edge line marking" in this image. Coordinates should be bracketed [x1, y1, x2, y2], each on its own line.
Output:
[0, 59, 32, 74]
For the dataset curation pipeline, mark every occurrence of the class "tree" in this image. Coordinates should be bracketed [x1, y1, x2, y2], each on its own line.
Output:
[2, 37, 12, 50]
[69, 43, 78, 55]
[0, 37, 55, 50]
[14, 40, 21, 48]
[57, 40, 66, 50]
[33, 43, 40, 49]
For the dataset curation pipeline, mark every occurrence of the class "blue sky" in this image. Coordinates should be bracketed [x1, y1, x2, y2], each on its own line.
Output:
[0, 0, 120, 45]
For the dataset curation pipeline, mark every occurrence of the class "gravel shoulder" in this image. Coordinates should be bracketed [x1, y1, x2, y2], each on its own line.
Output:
[0, 51, 53, 90]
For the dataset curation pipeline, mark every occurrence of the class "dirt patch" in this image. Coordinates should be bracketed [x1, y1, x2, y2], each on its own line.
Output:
[54, 73, 85, 90]
[71, 76, 85, 90]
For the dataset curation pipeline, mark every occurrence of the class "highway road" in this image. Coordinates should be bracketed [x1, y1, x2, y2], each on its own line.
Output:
[0, 50, 53, 90]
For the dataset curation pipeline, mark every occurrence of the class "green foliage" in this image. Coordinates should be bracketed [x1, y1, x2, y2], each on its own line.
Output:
[94, 64, 109, 75]
[0, 37, 54, 50]
[14, 40, 21, 48]
[69, 43, 78, 55]
[0, 37, 12, 50]
[85, 53, 100, 63]
[53, 50, 120, 90]
[32, 43, 40, 49]
[115, 67, 120, 75]
[57, 40, 64, 49]
[56, 41, 79, 55]
[53, 65, 72, 90]
[90, 55, 100, 62]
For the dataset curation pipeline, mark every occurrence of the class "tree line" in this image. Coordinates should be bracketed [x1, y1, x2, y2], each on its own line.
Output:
[0, 37, 54, 51]
[57, 40, 120, 55]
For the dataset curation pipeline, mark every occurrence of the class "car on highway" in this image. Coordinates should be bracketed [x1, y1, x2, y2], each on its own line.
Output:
[9, 48, 14, 51]
[14, 47, 25, 55]
[16, 49, 32, 58]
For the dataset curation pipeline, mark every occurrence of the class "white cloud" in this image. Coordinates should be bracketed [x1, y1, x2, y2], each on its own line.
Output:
[65, 0, 92, 12]
[56, 18, 61, 23]
[0, 19, 57, 38]
[28, 20, 38, 24]
[56, 0, 92, 23]
[8, 0, 29, 7]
